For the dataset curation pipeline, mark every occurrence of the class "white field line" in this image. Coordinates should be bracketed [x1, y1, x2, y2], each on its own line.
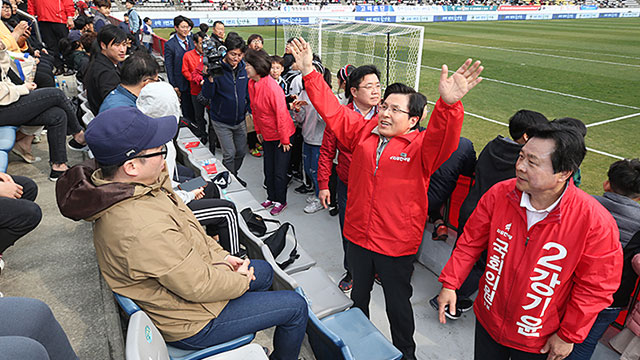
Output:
[426, 101, 625, 160]
[323, 50, 640, 110]
[509, 48, 640, 61]
[586, 112, 640, 128]
[424, 39, 640, 68]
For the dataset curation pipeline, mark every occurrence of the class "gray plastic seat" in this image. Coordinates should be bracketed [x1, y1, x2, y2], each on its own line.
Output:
[261, 245, 352, 319]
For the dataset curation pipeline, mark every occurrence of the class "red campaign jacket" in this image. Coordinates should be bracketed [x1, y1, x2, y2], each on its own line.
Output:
[439, 179, 623, 353]
[181, 49, 203, 96]
[28, 0, 74, 24]
[304, 70, 463, 257]
[317, 102, 378, 190]
[249, 76, 295, 145]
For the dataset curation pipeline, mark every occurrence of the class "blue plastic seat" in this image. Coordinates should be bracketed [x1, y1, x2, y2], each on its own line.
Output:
[297, 287, 402, 360]
[113, 293, 255, 360]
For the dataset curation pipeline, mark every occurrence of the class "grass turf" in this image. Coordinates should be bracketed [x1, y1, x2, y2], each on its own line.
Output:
[154, 18, 640, 195]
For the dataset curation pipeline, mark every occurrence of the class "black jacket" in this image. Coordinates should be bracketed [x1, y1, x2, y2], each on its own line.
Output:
[84, 53, 120, 114]
[457, 135, 522, 233]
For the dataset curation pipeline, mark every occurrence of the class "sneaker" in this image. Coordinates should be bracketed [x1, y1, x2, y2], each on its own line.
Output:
[304, 198, 324, 214]
[270, 202, 287, 216]
[432, 222, 449, 241]
[305, 195, 316, 204]
[329, 206, 339, 216]
[256, 144, 263, 151]
[458, 297, 474, 313]
[249, 148, 262, 157]
[49, 168, 65, 181]
[261, 200, 274, 209]
[236, 176, 247, 187]
[294, 184, 314, 194]
[0, 255, 4, 276]
[32, 135, 42, 144]
[429, 295, 462, 320]
[338, 272, 352, 292]
[68, 138, 88, 152]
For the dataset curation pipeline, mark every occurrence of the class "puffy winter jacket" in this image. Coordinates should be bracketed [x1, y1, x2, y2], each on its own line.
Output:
[303, 70, 463, 257]
[248, 75, 294, 145]
[201, 60, 250, 126]
[439, 179, 623, 352]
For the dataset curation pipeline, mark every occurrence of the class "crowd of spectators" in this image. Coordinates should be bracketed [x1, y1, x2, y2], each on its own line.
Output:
[1, 2, 639, 360]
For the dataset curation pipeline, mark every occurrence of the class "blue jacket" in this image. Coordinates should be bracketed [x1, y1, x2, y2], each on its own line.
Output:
[99, 85, 137, 113]
[164, 35, 193, 92]
[201, 60, 251, 126]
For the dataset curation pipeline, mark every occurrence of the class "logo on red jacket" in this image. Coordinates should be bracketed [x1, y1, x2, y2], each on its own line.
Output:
[482, 223, 512, 312]
[389, 152, 411, 163]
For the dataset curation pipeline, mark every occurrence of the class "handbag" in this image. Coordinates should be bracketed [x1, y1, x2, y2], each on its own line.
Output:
[263, 222, 299, 270]
[240, 207, 279, 237]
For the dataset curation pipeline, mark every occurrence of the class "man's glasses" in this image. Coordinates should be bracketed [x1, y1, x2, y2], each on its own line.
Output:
[130, 145, 167, 160]
[380, 103, 410, 116]
[359, 83, 381, 91]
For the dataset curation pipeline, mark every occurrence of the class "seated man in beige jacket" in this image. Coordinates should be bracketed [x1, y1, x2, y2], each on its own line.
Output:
[56, 107, 308, 360]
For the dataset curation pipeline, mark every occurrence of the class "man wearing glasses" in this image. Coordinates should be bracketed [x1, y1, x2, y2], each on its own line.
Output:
[56, 107, 308, 358]
[289, 38, 483, 360]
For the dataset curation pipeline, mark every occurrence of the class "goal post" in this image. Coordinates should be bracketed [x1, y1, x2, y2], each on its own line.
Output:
[282, 18, 424, 91]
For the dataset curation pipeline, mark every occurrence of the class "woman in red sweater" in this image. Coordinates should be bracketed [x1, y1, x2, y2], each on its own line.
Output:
[244, 49, 295, 215]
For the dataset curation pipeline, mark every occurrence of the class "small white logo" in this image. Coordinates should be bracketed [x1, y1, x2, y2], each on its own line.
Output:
[389, 155, 411, 163]
[126, 149, 136, 157]
[505, 223, 512, 231]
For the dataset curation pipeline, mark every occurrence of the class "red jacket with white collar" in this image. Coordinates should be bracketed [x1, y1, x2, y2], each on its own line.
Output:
[317, 102, 378, 190]
[439, 179, 623, 353]
[28, 0, 74, 24]
[303, 70, 463, 257]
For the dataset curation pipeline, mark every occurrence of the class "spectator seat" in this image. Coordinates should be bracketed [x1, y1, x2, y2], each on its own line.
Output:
[114, 293, 255, 360]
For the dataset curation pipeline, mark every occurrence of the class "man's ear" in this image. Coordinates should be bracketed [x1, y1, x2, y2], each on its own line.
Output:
[603, 180, 612, 192]
[121, 160, 140, 177]
[557, 170, 572, 184]
[350, 86, 358, 98]
[409, 116, 419, 129]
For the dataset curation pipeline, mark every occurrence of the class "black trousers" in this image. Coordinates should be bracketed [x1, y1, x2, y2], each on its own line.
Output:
[180, 89, 195, 123]
[263, 138, 292, 204]
[39, 21, 69, 69]
[0, 176, 42, 253]
[187, 198, 240, 256]
[347, 241, 416, 360]
[474, 320, 546, 360]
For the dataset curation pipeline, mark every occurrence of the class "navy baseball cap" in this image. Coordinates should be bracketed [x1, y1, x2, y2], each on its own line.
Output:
[85, 107, 178, 166]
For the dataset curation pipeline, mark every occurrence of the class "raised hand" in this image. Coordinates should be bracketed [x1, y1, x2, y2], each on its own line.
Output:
[439, 59, 483, 105]
[289, 38, 314, 76]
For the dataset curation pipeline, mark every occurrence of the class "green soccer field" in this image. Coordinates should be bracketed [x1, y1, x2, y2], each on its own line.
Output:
[155, 18, 640, 195]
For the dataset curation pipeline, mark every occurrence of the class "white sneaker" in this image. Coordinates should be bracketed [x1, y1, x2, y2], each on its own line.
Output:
[306, 195, 316, 204]
[0, 256, 4, 276]
[304, 198, 324, 214]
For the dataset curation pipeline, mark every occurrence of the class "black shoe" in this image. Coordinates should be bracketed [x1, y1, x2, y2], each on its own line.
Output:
[338, 272, 353, 292]
[458, 297, 474, 312]
[49, 168, 65, 182]
[294, 184, 314, 194]
[429, 295, 462, 320]
[236, 176, 247, 187]
[374, 273, 382, 285]
[68, 138, 88, 152]
[329, 206, 339, 216]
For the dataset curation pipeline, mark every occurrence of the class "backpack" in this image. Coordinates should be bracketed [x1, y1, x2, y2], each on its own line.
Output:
[263, 222, 299, 270]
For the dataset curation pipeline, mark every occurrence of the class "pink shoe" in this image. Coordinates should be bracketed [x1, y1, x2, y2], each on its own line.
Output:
[261, 200, 274, 209]
[270, 202, 287, 216]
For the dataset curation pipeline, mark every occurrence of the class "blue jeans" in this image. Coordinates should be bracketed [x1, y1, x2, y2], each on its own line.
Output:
[0, 297, 79, 360]
[302, 143, 320, 196]
[566, 307, 622, 360]
[168, 260, 308, 360]
[337, 178, 349, 272]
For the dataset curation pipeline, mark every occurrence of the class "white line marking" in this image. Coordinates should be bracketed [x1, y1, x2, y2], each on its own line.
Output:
[586, 112, 640, 127]
[424, 39, 640, 68]
[426, 101, 626, 160]
[323, 50, 640, 110]
[509, 48, 640, 61]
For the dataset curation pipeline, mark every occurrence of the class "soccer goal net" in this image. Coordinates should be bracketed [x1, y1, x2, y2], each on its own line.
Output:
[282, 18, 424, 91]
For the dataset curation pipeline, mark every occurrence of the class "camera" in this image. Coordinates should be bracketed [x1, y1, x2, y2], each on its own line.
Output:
[202, 38, 227, 78]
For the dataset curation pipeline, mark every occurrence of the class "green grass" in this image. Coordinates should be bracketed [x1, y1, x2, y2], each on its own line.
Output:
[155, 18, 640, 195]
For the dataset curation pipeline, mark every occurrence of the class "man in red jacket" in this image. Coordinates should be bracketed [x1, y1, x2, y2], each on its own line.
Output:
[290, 38, 483, 360]
[182, 31, 207, 141]
[317, 64, 381, 292]
[437, 124, 623, 360]
[28, 0, 74, 70]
